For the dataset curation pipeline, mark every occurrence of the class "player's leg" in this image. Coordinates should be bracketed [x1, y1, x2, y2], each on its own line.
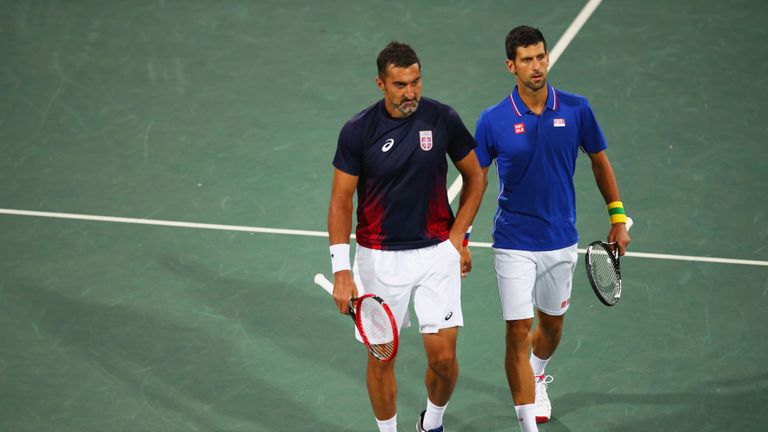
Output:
[418, 326, 459, 431]
[366, 353, 398, 421]
[354, 246, 417, 431]
[413, 240, 463, 431]
[422, 327, 459, 404]
[494, 247, 539, 430]
[530, 244, 576, 360]
[529, 244, 578, 423]
[531, 310, 563, 368]
[505, 318, 535, 403]
[506, 319, 540, 432]
[529, 310, 561, 425]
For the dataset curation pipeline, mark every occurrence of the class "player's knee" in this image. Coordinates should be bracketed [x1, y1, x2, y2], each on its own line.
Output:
[541, 322, 563, 339]
[367, 357, 395, 378]
[505, 321, 532, 348]
[538, 314, 564, 337]
[427, 351, 457, 376]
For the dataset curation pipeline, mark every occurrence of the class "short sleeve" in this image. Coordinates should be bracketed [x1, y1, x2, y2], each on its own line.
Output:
[332, 121, 362, 176]
[579, 100, 608, 154]
[473, 111, 496, 167]
[444, 106, 476, 162]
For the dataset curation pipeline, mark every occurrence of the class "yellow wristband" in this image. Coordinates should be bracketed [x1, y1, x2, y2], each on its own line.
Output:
[610, 213, 628, 224]
[607, 201, 627, 224]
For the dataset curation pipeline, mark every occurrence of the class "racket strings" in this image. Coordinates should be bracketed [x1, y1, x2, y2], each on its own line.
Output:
[588, 246, 619, 299]
[357, 298, 396, 360]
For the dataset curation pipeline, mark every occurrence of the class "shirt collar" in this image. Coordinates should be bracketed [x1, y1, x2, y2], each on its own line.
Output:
[508, 84, 558, 117]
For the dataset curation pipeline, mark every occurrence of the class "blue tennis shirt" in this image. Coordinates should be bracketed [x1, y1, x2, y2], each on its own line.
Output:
[474, 84, 608, 251]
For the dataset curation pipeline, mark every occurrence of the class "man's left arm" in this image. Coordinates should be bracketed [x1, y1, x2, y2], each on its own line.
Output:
[588, 150, 631, 255]
[450, 151, 485, 276]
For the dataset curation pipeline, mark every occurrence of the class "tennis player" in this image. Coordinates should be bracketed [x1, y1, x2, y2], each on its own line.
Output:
[474, 26, 631, 431]
[327, 41, 484, 432]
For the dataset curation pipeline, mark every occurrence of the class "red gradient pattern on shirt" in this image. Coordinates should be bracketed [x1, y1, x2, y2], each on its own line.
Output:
[356, 192, 385, 249]
[423, 178, 452, 241]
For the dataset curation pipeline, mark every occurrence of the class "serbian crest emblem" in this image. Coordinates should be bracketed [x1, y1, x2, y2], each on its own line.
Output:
[419, 130, 433, 151]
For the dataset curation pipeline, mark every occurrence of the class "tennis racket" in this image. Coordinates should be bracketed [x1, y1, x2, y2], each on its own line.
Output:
[314, 273, 399, 362]
[584, 217, 633, 306]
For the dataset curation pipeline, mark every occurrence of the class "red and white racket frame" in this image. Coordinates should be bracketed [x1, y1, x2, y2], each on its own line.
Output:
[314, 273, 399, 361]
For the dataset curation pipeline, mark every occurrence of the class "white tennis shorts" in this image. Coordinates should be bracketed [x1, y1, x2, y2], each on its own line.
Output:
[353, 240, 463, 336]
[493, 243, 578, 320]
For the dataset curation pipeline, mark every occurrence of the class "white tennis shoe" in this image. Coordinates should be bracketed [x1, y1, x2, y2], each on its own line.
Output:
[534, 374, 553, 423]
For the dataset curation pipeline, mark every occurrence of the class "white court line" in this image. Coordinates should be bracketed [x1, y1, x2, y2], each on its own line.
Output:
[0, 208, 330, 238]
[547, 0, 603, 70]
[2, 208, 767, 267]
[447, 0, 603, 202]
[467, 241, 768, 267]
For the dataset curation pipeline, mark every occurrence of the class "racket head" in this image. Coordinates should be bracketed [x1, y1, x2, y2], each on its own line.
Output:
[585, 241, 622, 306]
[354, 294, 399, 362]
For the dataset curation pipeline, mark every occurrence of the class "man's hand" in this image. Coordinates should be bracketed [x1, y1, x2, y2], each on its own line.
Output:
[460, 246, 472, 277]
[607, 223, 631, 256]
[449, 233, 472, 278]
[332, 270, 358, 314]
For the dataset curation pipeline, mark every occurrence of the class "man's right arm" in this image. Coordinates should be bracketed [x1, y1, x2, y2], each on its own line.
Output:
[328, 168, 359, 314]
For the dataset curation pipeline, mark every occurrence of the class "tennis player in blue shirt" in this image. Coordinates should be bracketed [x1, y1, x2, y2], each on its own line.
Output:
[474, 26, 631, 431]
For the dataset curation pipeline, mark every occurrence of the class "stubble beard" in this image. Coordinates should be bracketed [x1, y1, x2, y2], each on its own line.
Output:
[396, 100, 419, 116]
[523, 76, 547, 92]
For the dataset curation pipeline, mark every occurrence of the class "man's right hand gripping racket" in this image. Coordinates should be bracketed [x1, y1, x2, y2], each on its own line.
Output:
[314, 273, 399, 362]
[585, 217, 633, 306]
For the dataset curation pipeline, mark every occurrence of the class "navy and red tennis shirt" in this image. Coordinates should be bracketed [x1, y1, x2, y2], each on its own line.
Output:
[333, 97, 476, 251]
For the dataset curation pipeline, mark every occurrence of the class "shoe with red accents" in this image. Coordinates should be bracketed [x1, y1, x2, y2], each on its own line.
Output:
[534, 374, 553, 423]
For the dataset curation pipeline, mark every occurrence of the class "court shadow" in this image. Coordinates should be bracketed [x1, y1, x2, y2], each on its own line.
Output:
[550, 373, 768, 431]
[157, 252, 435, 414]
[438, 392, 577, 432]
[6, 283, 338, 431]
[156, 252, 363, 369]
[435, 372, 768, 431]
[458, 373, 513, 401]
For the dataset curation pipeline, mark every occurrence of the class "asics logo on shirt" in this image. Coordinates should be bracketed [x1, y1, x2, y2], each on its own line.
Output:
[381, 138, 395, 152]
[444, 312, 453, 320]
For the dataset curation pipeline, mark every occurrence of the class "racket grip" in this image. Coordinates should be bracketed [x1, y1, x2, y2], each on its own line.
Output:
[625, 217, 633, 231]
[314, 273, 334, 295]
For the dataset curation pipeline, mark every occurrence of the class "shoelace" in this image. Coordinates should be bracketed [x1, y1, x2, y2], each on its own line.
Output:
[534, 375, 554, 404]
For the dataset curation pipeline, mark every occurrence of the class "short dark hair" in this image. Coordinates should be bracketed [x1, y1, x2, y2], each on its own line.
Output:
[505, 26, 547, 60]
[377, 41, 420, 78]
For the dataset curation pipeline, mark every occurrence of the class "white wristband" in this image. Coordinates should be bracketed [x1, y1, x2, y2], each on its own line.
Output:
[329, 243, 351, 273]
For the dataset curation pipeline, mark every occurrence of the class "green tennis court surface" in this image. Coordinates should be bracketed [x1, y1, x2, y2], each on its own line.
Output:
[2, 1, 766, 430]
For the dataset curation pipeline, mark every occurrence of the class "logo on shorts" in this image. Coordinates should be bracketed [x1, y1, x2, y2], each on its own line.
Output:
[382, 138, 395, 152]
[561, 298, 570, 308]
[419, 130, 433, 151]
[444, 312, 453, 321]
[514, 123, 525, 134]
